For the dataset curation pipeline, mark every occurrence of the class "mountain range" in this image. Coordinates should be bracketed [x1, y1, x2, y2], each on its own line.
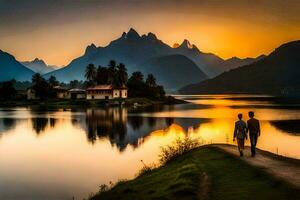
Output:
[44, 28, 263, 89]
[21, 58, 58, 74]
[0, 50, 34, 81]
[179, 40, 300, 95]
[0, 28, 266, 89]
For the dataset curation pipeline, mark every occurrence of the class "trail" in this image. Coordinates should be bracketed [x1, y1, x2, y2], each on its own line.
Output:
[215, 144, 300, 188]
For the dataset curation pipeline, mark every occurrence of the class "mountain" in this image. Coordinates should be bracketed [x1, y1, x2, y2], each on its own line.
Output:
[179, 40, 300, 95]
[211, 55, 266, 74]
[0, 50, 34, 81]
[45, 28, 218, 88]
[21, 58, 57, 74]
[141, 54, 208, 90]
[172, 40, 224, 77]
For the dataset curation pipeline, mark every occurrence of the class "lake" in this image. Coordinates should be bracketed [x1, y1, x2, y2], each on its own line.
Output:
[1, 94, 300, 200]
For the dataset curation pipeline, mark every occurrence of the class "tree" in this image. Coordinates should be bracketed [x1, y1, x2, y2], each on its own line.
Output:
[32, 73, 43, 85]
[0, 80, 17, 100]
[117, 63, 128, 86]
[48, 75, 59, 87]
[31, 73, 50, 99]
[96, 65, 109, 85]
[146, 74, 156, 87]
[107, 60, 118, 85]
[85, 64, 97, 84]
[127, 71, 146, 97]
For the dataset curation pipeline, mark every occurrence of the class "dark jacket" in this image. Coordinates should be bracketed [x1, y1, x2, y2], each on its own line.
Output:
[247, 118, 260, 135]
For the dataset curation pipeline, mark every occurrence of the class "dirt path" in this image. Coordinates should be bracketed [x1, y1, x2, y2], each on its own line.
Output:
[214, 144, 300, 188]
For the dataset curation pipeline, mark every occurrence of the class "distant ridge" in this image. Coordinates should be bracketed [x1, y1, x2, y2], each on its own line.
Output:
[21, 58, 58, 74]
[0, 50, 34, 81]
[45, 28, 213, 89]
[179, 40, 300, 96]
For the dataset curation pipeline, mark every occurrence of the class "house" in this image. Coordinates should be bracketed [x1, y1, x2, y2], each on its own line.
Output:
[53, 86, 69, 99]
[86, 85, 127, 100]
[69, 89, 86, 99]
[27, 88, 38, 100]
[27, 86, 69, 100]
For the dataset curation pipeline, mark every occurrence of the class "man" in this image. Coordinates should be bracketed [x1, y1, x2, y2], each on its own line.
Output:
[233, 113, 247, 157]
[247, 111, 261, 157]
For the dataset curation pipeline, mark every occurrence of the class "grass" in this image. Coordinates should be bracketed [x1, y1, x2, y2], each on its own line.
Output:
[90, 146, 300, 200]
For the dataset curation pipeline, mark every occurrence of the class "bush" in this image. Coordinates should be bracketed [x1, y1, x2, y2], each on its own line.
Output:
[159, 137, 201, 165]
[136, 160, 158, 177]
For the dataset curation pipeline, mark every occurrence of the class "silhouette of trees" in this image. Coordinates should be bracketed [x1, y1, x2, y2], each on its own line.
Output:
[85, 64, 97, 86]
[32, 73, 51, 99]
[146, 74, 156, 87]
[48, 75, 59, 87]
[84, 60, 166, 98]
[0, 80, 17, 100]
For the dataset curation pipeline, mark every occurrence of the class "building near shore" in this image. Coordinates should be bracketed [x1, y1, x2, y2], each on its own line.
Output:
[53, 86, 69, 99]
[69, 88, 86, 99]
[86, 85, 127, 100]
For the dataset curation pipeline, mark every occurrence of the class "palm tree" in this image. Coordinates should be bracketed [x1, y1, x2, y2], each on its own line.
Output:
[48, 75, 59, 87]
[117, 63, 128, 86]
[85, 64, 97, 82]
[32, 73, 43, 85]
[107, 60, 117, 84]
[96, 65, 109, 84]
[146, 74, 156, 87]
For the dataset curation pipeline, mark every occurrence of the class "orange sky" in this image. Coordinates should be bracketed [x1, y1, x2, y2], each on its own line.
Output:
[0, 0, 300, 66]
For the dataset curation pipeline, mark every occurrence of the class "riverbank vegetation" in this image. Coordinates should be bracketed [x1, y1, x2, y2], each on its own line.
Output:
[0, 60, 186, 106]
[90, 144, 300, 200]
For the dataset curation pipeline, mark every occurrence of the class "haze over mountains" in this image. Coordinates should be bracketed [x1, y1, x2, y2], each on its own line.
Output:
[44, 28, 263, 89]
[21, 58, 58, 74]
[179, 40, 300, 95]
[1, 28, 267, 89]
[0, 50, 34, 81]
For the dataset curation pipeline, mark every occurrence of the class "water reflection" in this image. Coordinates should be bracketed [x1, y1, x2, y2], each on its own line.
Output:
[270, 120, 300, 134]
[1, 95, 300, 200]
[0, 118, 16, 134]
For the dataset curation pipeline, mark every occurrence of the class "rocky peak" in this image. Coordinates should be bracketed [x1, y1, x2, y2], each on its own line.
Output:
[85, 43, 98, 55]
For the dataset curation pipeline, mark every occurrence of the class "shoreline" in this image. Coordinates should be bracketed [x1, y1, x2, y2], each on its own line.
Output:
[90, 144, 300, 200]
[0, 96, 188, 108]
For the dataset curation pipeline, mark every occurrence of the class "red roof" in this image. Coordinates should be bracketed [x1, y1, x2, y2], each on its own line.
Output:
[86, 85, 127, 91]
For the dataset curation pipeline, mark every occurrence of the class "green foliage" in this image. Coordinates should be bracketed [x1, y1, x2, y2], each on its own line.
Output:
[85, 60, 166, 98]
[90, 146, 300, 200]
[159, 137, 201, 165]
[137, 160, 158, 177]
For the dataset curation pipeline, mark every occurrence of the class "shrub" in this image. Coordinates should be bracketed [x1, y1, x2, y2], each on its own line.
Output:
[159, 137, 201, 165]
[136, 160, 158, 177]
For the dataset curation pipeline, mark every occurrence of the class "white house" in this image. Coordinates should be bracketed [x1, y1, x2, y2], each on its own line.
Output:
[86, 85, 127, 100]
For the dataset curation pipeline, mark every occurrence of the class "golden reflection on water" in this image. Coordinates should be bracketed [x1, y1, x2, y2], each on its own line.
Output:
[1, 95, 300, 199]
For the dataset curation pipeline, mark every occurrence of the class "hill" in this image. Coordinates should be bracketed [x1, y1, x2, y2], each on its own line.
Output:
[141, 54, 208, 90]
[21, 58, 57, 74]
[0, 50, 34, 81]
[179, 40, 300, 95]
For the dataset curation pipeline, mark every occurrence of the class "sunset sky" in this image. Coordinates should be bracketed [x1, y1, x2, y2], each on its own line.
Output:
[0, 0, 300, 66]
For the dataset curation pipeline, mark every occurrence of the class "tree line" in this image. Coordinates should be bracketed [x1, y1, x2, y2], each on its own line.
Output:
[0, 60, 165, 100]
[84, 60, 165, 98]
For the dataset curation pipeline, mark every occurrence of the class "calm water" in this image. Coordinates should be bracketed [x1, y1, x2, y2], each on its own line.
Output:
[1, 95, 300, 200]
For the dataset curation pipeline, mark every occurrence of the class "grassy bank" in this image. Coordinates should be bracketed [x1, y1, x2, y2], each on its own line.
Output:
[0, 96, 186, 108]
[91, 146, 300, 200]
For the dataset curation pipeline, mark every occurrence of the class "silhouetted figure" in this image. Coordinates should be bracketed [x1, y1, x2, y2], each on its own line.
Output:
[233, 113, 247, 157]
[247, 111, 261, 157]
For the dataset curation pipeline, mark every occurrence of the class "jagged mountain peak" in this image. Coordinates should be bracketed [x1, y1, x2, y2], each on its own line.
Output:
[180, 39, 193, 49]
[85, 43, 98, 55]
[32, 58, 46, 65]
[125, 28, 140, 39]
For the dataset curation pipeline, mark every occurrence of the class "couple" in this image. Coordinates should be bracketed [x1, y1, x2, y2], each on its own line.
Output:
[233, 111, 260, 157]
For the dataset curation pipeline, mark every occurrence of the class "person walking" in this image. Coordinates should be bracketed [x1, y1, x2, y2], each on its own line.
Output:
[247, 111, 261, 157]
[233, 113, 247, 157]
